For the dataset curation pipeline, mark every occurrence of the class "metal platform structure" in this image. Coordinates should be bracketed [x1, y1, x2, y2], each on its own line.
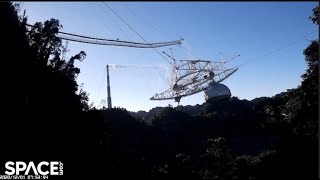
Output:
[150, 51, 238, 103]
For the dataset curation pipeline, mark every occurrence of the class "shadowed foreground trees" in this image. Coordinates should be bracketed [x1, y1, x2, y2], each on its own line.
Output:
[0, 2, 318, 180]
[1, 3, 108, 179]
[99, 5, 318, 179]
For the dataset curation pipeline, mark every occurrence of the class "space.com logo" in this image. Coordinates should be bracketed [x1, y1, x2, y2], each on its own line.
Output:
[4, 161, 63, 176]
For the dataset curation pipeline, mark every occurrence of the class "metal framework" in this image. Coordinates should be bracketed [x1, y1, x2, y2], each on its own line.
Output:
[150, 51, 238, 102]
[26, 24, 183, 48]
[57, 34, 183, 48]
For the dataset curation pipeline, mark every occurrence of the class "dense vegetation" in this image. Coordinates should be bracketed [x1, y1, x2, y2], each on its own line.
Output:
[1, 2, 318, 179]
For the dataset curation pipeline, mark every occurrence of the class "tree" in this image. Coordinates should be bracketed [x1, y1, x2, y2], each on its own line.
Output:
[200, 137, 235, 179]
[279, 5, 319, 138]
[260, 6, 319, 179]
[27, 19, 62, 67]
[0, 3, 110, 167]
[309, 5, 319, 25]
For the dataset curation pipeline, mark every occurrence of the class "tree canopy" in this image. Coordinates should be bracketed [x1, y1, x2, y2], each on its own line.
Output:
[1, 2, 318, 180]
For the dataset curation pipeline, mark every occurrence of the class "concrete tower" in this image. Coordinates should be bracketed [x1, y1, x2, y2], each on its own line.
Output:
[106, 64, 112, 109]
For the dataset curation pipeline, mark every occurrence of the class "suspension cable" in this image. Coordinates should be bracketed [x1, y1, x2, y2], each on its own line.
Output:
[235, 30, 317, 68]
[102, 2, 177, 66]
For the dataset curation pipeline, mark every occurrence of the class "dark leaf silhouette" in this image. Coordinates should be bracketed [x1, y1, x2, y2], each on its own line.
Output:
[1, 2, 318, 180]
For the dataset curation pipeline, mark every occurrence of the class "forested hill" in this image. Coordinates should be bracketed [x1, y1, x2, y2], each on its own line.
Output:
[128, 93, 287, 122]
[1, 2, 318, 180]
[107, 92, 293, 158]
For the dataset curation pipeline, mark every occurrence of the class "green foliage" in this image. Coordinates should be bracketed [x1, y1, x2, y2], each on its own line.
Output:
[103, 5, 318, 179]
[1, 5, 108, 178]
[200, 137, 234, 179]
[274, 9, 318, 138]
[257, 6, 319, 179]
[2, 2, 318, 179]
[24, 17, 91, 111]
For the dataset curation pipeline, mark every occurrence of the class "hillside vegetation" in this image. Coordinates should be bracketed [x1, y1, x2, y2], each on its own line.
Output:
[1, 2, 318, 179]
